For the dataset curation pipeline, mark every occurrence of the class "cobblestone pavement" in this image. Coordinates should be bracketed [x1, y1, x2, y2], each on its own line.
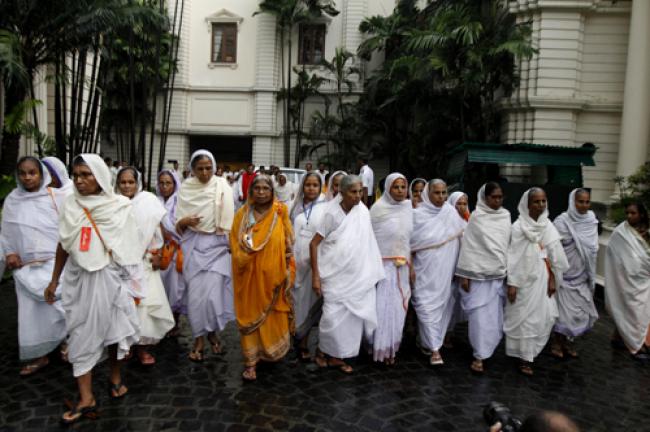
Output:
[0, 284, 649, 432]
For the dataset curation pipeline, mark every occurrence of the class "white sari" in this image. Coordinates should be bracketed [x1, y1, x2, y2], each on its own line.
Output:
[605, 221, 650, 353]
[157, 169, 186, 314]
[290, 174, 327, 337]
[176, 150, 235, 337]
[410, 185, 466, 352]
[553, 189, 599, 337]
[504, 189, 569, 362]
[116, 170, 175, 345]
[1, 162, 67, 360]
[370, 173, 413, 361]
[456, 184, 511, 359]
[317, 198, 384, 358]
[58, 154, 143, 377]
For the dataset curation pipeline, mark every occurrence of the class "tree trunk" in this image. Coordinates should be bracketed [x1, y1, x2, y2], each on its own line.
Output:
[286, 34, 293, 167]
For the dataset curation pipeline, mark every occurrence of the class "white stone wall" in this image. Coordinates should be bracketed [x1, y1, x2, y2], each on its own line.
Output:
[502, 0, 635, 203]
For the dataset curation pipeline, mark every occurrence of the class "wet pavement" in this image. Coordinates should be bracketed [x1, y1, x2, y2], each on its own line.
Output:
[0, 283, 649, 432]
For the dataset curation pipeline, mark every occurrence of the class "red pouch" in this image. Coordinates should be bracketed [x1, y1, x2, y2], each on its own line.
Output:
[80, 227, 92, 251]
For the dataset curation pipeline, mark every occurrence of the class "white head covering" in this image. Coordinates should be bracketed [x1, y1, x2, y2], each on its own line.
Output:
[187, 149, 216, 175]
[1, 158, 57, 261]
[370, 173, 412, 258]
[115, 167, 166, 249]
[275, 172, 295, 205]
[554, 189, 599, 283]
[408, 178, 426, 199]
[516, 187, 550, 244]
[58, 154, 143, 271]
[42, 156, 72, 189]
[290, 171, 325, 222]
[456, 184, 511, 280]
[326, 170, 347, 201]
[411, 180, 466, 252]
[447, 191, 469, 219]
[156, 169, 182, 240]
[176, 149, 234, 233]
[114, 166, 143, 194]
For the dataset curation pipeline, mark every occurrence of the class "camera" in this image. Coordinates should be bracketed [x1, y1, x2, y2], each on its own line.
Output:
[484, 401, 523, 432]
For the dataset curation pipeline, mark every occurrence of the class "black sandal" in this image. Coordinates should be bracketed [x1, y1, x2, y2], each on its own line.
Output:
[108, 381, 128, 399]
[61, 400, 98, 425]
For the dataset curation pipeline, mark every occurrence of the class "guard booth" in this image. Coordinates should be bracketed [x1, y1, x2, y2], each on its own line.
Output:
[446, 142, 597, 221]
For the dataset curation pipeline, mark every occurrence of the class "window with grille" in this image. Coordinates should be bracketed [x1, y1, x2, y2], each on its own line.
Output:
[212, 23, 237, 63]
[299, 24, 326, 65]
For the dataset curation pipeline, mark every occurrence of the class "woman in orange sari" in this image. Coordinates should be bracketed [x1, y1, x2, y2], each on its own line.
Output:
[230, 175, 295, 381]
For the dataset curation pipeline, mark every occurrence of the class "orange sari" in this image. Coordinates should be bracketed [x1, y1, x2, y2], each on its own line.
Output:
[230, 200, 295, 366]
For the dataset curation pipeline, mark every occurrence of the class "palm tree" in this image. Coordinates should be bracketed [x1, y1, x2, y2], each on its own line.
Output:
[254, 0, 338, 167]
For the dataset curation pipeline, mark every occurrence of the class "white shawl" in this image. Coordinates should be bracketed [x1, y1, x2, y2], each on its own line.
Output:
[42, 156, 74, 212]
[507, 189, 567, 289]
[59, 154, 143, 271]
[370, 173, 413, 259]
[553, 189, 599, 287]
[176, 150, 234, 233]
[156, 169, 182, 241]
[410, 184, 466, 253]
[319, 199, 385, 303]
[1, 160, 57, 261]
[456, 184, 511, 280]
[290, 172, 326, 222]
[605, 222, 650, 352]
[325, 170, 347, 201]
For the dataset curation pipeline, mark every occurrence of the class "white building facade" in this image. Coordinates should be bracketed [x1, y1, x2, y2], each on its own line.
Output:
[502, 0, 649, 205]
[153, 0, 395, 172]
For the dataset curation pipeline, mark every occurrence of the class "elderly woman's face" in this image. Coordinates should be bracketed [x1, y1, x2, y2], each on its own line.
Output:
[429, 183, 448, 207]
[528, 190, 547, 221]
[158, 173, 175, 199]
[72, 163, 101, 196]
[118, 170, 138, 199]
[192, 157, 213, 184]
[454, 195, 468, 217]
[389, 178, 408, 202]
[341, 181, 363, 209]
[252, 180, 273, 206]
[278, 174, 287, 186]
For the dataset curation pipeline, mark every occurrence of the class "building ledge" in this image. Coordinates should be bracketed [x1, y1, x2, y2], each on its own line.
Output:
[500, 96, 623, 112]
[208, 62, 238, 70]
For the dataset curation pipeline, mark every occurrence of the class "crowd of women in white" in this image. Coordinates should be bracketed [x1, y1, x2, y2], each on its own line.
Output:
[2, 152, 649, 423]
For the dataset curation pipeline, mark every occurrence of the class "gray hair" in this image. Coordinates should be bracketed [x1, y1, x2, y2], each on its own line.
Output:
[527, 187, 546, 205]
[340, 174, 362, 193]
[429, 178, 447, 188]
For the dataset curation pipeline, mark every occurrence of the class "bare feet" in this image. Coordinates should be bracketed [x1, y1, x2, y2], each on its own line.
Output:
[242, 366, 257, 381]
[470, 359, 484, 374]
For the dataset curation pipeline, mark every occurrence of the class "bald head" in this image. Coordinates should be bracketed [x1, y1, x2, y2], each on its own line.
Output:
[521, 411, 579, 432]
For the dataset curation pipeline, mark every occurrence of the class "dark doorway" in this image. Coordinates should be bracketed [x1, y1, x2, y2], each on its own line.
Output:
[189, 135, 253, 171]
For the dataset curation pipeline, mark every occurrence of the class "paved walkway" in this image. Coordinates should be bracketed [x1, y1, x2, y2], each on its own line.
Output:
[0, 284, 648, 432]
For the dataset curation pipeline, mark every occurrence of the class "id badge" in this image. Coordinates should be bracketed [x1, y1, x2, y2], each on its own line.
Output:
[299, 227, 313, 238]
[80, 227, 92, 251]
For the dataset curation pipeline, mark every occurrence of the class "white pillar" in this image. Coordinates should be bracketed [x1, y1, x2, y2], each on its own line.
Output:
[616, 0, 650, 178]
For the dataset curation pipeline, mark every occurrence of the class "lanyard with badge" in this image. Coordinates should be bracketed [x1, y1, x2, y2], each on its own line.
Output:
[300, 201, 316, 238]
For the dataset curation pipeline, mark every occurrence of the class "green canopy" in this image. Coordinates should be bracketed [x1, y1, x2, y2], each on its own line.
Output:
[448, 141, 596, 166]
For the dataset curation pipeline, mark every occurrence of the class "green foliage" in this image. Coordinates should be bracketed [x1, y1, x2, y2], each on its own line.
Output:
[612, 164, 650, 224]
[356, 0, 535, 177]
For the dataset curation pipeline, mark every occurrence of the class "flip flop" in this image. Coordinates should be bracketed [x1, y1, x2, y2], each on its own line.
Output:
[518, 362, 534, 376]
[138, 350, 156, 366]
[429, 351, 444, 366]
[19, 357, 49, 377]
[327, 358, 353, 374]
[61, 399, 98, 425]
[470, 359, 484, 374]
[188, 350, 204, 363]
[242, 366, 257, 381]
[108, 381, 128, 399]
